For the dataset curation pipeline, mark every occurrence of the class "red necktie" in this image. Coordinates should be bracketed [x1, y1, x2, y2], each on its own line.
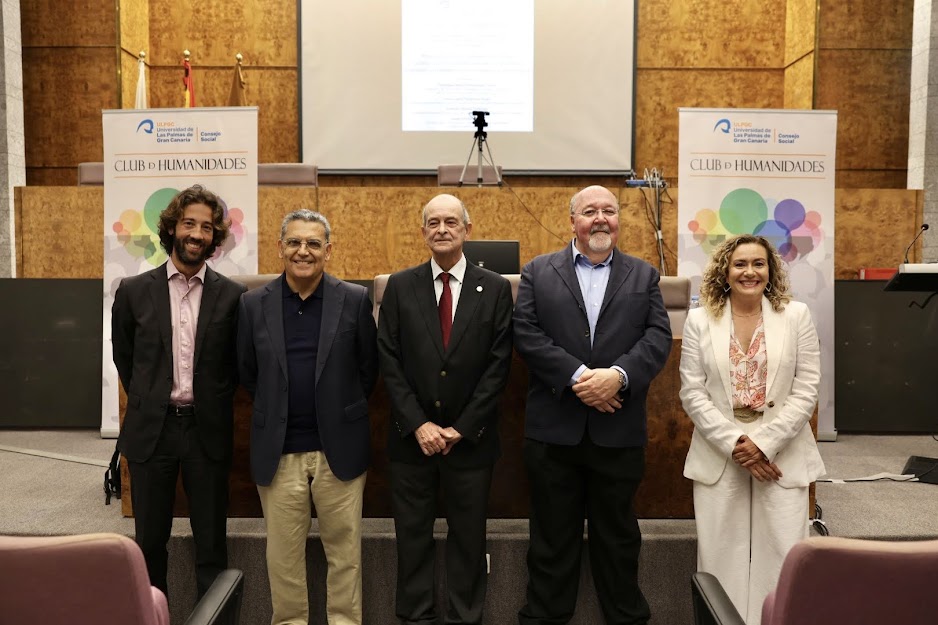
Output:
[439, 272, 453, 349]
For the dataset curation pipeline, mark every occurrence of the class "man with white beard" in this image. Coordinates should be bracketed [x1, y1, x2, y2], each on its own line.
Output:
[512, 185, 672, 625]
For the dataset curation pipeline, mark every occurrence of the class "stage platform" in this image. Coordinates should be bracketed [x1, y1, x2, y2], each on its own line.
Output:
[2, 429, 938, 625]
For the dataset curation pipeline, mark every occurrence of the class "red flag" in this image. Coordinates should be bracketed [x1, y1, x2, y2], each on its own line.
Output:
[182, 59, 195, 108]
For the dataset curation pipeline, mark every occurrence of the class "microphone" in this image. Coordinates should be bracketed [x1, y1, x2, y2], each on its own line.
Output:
[903, 224, 929, 264]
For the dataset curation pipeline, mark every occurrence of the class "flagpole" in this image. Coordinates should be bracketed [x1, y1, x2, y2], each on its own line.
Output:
[229, 52, 246, 107]
[135, 51, 147, 109]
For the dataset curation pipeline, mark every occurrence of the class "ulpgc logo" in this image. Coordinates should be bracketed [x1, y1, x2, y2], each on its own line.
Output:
[713, 119, 731, 134]
[136, 119, 154, 134]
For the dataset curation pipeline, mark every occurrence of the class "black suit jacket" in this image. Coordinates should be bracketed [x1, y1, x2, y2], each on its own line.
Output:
[513, 247, 672, 447]
[112, 263, 246, 463]
[237, 273, 378, 485]
[377, 261, 513, 467]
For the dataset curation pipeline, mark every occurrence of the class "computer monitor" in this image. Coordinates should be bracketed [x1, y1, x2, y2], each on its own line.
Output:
[463, 240, 520, 274]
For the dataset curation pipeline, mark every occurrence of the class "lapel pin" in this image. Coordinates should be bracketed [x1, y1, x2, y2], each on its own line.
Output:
[476, 285, 483, 292]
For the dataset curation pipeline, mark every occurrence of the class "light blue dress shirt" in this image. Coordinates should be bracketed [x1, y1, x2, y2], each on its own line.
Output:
[569, 240, 628, 389]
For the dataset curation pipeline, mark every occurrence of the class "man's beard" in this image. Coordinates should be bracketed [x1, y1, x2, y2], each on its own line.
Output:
[588, 230, 612, 253]
[173, 235, 210, 266]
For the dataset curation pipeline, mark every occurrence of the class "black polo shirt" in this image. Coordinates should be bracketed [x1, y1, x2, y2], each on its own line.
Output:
[281, 273, 324, 454]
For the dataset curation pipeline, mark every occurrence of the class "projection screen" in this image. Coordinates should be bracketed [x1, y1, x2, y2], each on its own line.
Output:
[300, 0, 636, 174]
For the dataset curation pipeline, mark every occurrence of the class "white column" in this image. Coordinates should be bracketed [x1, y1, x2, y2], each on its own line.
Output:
[0, 0, 24, 277]
[909, 0, 938, 261]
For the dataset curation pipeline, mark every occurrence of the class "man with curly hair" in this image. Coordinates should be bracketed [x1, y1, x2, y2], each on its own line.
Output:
[111, 184, 247, 598]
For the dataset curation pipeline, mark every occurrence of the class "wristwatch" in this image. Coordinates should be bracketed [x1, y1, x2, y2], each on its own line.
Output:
[616, 369, 626, 390]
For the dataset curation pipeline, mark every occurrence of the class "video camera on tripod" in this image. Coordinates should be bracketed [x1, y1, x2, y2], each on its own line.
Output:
[460, 111, 502, 187]
[472, 111, 489, 138]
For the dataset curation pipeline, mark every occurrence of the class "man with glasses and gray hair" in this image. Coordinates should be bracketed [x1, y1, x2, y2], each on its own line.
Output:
[236, 209, 378, 625]
[513, 185, 672, 625]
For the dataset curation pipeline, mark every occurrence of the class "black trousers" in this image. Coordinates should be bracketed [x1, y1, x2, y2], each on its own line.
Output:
[518, 437, 649, 625]
[128, 412, 230, 598]
[390, 459, 493, 625]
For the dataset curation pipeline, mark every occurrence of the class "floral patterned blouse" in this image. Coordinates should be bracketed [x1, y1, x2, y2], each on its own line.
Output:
[730, 316, 767, 409]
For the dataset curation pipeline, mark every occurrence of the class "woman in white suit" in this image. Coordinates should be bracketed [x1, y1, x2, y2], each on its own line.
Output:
[680, 234, 823, 625]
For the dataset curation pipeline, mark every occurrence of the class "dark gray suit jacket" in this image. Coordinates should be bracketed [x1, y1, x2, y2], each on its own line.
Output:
[513, 247, 672, 447]
[236, 273, 378, 485]
[377, 261, 513, 467]
[112, 262, 246, 463]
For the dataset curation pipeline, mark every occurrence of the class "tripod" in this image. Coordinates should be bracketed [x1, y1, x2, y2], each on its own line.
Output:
[459, 111, 503, 187]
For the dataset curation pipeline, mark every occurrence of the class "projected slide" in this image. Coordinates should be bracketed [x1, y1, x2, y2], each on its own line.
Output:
[301, 1, 636, 172]
[401, 0, 533, 132]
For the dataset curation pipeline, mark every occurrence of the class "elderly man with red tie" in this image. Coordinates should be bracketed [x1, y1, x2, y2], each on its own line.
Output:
[377, 193, 514, 625]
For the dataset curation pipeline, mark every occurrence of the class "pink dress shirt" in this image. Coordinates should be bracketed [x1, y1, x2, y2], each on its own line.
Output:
[166, 261, 206, 405]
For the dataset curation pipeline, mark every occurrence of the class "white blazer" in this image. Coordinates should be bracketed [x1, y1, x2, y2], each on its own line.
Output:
[680, 297, 825, 488]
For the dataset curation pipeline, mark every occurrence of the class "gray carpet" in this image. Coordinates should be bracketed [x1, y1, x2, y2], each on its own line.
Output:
[814, 434, 938, 539]
[2, 429, 937, 624]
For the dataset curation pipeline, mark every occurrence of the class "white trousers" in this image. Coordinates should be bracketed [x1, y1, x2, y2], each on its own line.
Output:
[257, 451, 366, 625]
[693, 462, 808, 625]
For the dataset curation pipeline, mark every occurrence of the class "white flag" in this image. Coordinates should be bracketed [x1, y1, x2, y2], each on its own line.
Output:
[135, 58, 147, 109]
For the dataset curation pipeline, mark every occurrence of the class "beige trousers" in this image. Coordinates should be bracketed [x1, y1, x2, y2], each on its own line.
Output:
[257, 451, 366, 625]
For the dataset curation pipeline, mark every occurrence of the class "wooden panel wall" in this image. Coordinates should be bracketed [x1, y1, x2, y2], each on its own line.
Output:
[119, 0, 149, 57]
[817, 49, 912, 189]
[786, 0, 817, 65]
[21, 0, 298, 185]
[118, 0, 149, 109]
[22, 0, 119, 185]
[146, 0, 298, 163]
[19, 1, 916, 187]
[784, 54, 815, 110]
[635, 69, 784, 184]
[639, 1, 786, 68]
[15, 186, 922, 281]
[835, 188, 924, 277]
[784, 0, 816, 109]
[816, 0, 914, 188]
[636, 0, 786, 182]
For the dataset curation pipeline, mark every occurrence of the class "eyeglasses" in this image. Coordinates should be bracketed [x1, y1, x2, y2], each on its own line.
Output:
[282, 238, 325, 251]
[574, 208, 619, 219]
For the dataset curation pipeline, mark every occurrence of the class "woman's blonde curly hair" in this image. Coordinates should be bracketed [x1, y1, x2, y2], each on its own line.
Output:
[699, 234, 791, 317]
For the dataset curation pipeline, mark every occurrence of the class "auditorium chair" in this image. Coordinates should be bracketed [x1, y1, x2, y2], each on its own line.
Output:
[77, 161, 105, 186]
[437, 163, 503, 186]
[0, 533, 244, 625]
[78, 162, 318, 186]
[232, 273, 280, 292]
[691, 536, 938, 625]
[660, 274, 691, 337]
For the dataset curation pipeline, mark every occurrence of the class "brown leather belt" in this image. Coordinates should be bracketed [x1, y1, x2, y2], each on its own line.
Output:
[733, 407, 762, 423]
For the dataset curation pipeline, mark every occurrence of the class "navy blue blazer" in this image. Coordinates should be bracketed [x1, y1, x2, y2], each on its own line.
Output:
[237, 273, 378, 485]
[513, 247, 672, 447]
[112, 263, 246, 463]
